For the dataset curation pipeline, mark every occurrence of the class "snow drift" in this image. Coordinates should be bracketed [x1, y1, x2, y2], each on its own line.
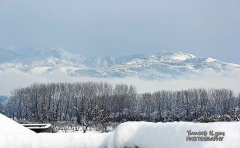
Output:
[112, 121, 240, 148]
[1, 113, 240, 148]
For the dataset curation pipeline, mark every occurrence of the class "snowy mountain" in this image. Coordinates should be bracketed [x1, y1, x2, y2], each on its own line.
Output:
[0, 48, 239, 79]
[96, 50, 240, 79]
[0, 47, 85, 64]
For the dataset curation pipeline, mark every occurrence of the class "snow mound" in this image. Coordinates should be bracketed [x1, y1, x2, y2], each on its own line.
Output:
[0, 114, 35, 135]
[112, 121, 240, 148]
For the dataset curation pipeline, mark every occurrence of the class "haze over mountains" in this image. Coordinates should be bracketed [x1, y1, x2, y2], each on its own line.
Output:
[0, 47, 239, 80]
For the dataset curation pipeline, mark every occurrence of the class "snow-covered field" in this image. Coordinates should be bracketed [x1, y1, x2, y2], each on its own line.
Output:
[1, 113, 240, 148]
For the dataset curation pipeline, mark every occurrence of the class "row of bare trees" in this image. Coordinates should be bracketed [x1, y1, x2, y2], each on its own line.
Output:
[2, 82, 240, 131]
[4, 82, 137, 132]
[139, 89, 240, 122]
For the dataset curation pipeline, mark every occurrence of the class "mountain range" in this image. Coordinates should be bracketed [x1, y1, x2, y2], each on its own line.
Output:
[0, 47, 239, 80]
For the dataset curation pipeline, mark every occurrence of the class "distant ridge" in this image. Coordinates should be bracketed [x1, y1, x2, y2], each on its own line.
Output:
[0, 47, 239, 79]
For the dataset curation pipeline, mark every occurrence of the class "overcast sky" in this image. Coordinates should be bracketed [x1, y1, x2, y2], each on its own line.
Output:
[0, 0, 240, 63]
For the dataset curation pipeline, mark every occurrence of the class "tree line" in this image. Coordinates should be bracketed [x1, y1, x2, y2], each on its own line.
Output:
[2, 82, 240, 132]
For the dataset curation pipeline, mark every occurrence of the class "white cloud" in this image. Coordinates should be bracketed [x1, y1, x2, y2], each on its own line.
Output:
[0, 69, 239, 96]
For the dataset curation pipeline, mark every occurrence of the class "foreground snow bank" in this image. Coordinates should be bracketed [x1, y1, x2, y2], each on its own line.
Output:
[1, 114, 240, 148]
[1, 133, 112, 148]
[0, 114, 111, 148]
[113, 121, 240, 148]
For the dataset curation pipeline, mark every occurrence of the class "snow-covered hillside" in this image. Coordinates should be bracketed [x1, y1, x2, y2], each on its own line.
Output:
[1, 113, 240, 148]
[0, 48, 239, 79]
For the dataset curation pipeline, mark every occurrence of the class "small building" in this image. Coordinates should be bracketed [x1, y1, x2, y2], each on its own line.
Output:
[21, 124, 52, 133]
